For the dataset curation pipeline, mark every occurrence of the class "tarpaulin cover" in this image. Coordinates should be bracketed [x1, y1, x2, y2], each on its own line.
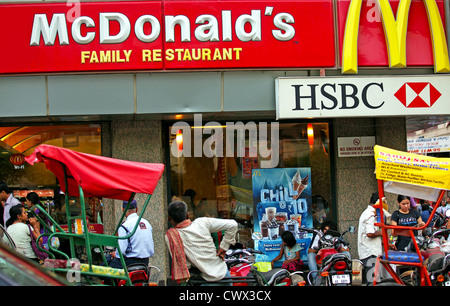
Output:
[25, 145, 165, 201]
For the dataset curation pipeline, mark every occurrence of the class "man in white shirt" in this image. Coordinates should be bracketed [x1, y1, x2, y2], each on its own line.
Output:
[108, 200, 154, 269]
[436, 192, 450, 219]
[0, 182, 21, 227]
[357, 192, 391, 284]
[165, 200, 237, 284]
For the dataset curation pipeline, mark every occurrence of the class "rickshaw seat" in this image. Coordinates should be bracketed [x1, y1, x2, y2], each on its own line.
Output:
[44, 259, 126, 277]
[80, 264, 125, 277]
[382, 251, 420, 263]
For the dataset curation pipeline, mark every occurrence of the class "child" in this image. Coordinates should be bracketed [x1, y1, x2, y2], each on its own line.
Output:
[271, 231, 303, 272]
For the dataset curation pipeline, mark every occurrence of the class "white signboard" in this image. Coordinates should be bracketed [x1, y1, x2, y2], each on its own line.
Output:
[276, 75, 450, 119]
[337, 136, 375, 157]
[407, 136, 450, 154]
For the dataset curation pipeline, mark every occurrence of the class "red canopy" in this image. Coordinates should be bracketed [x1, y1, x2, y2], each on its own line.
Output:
[25, 145, 165, 201]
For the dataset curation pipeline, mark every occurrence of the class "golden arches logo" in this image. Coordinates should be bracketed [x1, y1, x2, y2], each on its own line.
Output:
[9, 154, 25, 166]
[342, 0, 450, 74]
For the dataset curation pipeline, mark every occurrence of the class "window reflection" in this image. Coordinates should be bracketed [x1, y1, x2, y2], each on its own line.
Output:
[0, 124, 102, 227]
[169, 121, 332, 242]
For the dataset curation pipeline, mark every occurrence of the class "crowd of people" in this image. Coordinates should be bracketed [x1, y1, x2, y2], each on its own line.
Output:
[2, 175, 450, 285]
[357, 191, 450, 284]
[0, 180, 240, 285]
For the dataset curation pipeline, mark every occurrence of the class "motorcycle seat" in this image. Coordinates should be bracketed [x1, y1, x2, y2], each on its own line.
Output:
[322, 252, 350, 265]
[383, 251, 420, 263]
[253, 268, 290, 285]
[127, 263, 149, 274]
[427, 253, 445, 272]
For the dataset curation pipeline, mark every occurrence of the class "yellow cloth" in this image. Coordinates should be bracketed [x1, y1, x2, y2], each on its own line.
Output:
[80, 263, 125, 277]
[252, 262, 272, 272]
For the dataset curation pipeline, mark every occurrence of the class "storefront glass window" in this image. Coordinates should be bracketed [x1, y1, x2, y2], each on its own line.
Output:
[0, 124, 102, 226]
[168, 120, 332, 242]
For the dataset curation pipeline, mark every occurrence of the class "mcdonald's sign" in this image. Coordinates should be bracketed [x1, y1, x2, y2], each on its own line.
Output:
[338, 0, 450, 74]
[0, 0, 447, 74]
[9, 154, 25, 166]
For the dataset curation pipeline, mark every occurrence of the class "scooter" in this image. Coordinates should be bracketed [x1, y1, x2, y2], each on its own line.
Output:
[303, 226, 362, 286]
[186, 248, 303, 286]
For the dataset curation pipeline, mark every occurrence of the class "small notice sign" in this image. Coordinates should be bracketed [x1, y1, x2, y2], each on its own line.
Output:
[338, 137, 375, 157]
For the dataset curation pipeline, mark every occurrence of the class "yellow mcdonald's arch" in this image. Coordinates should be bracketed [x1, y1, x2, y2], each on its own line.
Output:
[342, 0, 450, 74]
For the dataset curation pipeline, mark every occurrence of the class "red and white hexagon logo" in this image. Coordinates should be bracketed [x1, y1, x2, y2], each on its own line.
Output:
[394, 82, 441, 108]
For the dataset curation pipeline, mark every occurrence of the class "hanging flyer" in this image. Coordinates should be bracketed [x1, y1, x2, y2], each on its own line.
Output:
[252, 168, 312, 266]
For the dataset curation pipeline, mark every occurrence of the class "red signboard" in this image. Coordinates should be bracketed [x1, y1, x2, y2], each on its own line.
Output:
[0, 0, 335, 74]
[0, 0, 447, 74]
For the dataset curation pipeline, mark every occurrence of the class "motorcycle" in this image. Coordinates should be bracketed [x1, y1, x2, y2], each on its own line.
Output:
[227, 248, 306, 286]
[430, 212, 449, 231]
[402, 227, 450, 286]
[94, 246, 161, 286]
[117, 263, 161, 286]
[302, 226, 362, 286]
[186, 247, 304, 286]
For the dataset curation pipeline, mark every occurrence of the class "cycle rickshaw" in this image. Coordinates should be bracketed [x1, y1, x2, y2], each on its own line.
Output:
[24, 144, 164, 285]
[372, 145, 449, 286]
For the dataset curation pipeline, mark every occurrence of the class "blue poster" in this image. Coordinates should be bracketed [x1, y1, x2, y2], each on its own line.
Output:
[252, 168, 312, 265]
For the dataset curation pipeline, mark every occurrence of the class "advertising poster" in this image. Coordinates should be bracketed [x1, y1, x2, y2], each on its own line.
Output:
[252, 168, 312, 266]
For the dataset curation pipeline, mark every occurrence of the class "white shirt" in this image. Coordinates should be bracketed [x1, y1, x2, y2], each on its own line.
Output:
[358, 205, 389, 260]
[310, 230, 324, 249]
[7, 222, 37, 258]
[437, 204, 450, 216]
[165, 217, 237, 282]
[117, 213, 154, 259]
[3, 194, 21, 227]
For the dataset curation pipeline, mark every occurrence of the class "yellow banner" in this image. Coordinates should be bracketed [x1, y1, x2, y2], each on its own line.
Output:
[374, 145, 450, 190]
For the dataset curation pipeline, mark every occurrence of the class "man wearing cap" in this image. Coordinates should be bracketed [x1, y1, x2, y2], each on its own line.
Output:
[108, 199, 154, 269]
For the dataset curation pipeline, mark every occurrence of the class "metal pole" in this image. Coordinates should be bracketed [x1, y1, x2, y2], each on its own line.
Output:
[446, 0, 450, 58]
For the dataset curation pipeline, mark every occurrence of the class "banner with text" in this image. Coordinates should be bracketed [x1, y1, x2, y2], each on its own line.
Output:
[374, 145, 450, 190]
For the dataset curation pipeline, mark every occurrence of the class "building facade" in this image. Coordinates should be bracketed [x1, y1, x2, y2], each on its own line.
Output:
[0, 0, 448, 282]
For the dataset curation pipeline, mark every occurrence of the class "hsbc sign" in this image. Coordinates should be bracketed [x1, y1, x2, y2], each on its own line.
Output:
[276, 75, 450, 119]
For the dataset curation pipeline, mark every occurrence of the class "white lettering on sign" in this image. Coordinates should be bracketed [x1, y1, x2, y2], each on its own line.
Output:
[29, 8, 296, 46]
[30, 14, 69, 46]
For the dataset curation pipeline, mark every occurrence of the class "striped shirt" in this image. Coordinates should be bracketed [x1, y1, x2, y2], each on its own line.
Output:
[165, 217, 237, 282]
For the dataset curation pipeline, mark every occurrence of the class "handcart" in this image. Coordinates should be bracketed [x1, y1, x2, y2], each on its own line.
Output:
[25, 144, 164, 285]
[372, 145, 449, 286]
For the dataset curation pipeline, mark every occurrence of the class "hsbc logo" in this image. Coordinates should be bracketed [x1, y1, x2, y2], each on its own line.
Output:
[394, 82, 442, 108]
[276, 76, 450, 119]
